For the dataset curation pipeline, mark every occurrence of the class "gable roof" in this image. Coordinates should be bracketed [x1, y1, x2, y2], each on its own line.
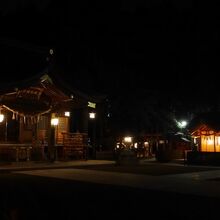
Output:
[0, 73, 70, 117]
[0, 67, 105, 117]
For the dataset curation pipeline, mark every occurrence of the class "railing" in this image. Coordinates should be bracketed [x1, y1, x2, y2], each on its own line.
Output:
[0, 132, 89, 162]
[0, 143, 32, 162]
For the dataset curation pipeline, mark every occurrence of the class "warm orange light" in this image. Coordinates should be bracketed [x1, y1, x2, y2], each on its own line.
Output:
[51, 118, 59, 126]
[0, 114, 4, 123]
[201, 135, 215, 152]
[144, 141, 149, 146]
[207, 139, 213, 145]
[124, 136, 132, 143]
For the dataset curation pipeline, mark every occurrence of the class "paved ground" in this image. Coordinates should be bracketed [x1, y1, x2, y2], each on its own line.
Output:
[3, 158, 220, 198]
[0, 160, 114, 171]
[1, 171, 219, 220]
[1, 158, 220, 219]
[74, 162, 220, 176]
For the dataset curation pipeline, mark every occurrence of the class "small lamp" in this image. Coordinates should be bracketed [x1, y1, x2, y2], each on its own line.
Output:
[51, 118, 59, 126]
[65, 111, 70, 117]
[0, 114, 4, 123]
[89, 112, 96, 119]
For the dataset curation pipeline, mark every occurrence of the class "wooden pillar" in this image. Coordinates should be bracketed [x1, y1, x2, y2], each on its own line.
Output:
[47, 113, 56, 162]
[214, 135, 216, 152]
[81, 107, 89, 133]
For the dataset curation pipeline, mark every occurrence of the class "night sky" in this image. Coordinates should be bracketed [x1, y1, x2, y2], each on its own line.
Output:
[0, 1, 220, 110]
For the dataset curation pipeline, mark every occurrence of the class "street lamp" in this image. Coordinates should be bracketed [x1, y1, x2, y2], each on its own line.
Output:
[177, 120, 187, 129]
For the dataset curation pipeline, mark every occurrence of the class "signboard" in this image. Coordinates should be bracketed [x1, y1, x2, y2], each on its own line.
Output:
[88, 101, 96, 108]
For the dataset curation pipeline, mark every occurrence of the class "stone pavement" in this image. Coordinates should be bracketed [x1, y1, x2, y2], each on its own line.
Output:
[3, 158, 220, 198]
[0, 160, 115, 171]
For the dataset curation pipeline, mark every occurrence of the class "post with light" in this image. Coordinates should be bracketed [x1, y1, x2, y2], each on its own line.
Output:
[176, 119, 189, 163]
[50, 117, 59, 162]
[0, 110, 7, 142]
[0, 114, 4, 123]
[89, 112, 96, 159]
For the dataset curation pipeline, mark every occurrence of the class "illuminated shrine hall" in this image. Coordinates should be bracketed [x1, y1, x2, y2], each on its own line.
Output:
[0, 71, 104, 161]
[190, 112, 220, 152]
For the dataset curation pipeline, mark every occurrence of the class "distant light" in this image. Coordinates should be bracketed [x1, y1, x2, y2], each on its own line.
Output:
[49, 49, 54, 55]
[0, 114, 4, 123]
[89, 112, 96, 119]
[124, 136, 132, 143]
[177, 120, 188, 128]
[134, 143, 138, 148]
[144, 141, 149, 146]
[51, 118, 59, 126]
[65, 111, 70, 117]
[159, 140, 165, 144]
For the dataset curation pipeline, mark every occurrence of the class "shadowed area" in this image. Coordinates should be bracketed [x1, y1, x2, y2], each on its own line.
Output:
[0, 172, 220, 219]
[72, 162, 220, 176]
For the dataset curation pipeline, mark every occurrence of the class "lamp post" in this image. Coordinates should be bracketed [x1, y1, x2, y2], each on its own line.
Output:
[89, 112, 96, 159]
[50, 117, 59, 161]
[0, 113, 7, 142]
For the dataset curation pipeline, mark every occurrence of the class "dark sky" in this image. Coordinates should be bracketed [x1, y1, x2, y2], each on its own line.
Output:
[0, 1, 220, 103]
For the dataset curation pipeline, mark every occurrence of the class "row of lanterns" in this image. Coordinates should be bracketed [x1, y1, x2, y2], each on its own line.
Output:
[0, 110, 96, 125]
